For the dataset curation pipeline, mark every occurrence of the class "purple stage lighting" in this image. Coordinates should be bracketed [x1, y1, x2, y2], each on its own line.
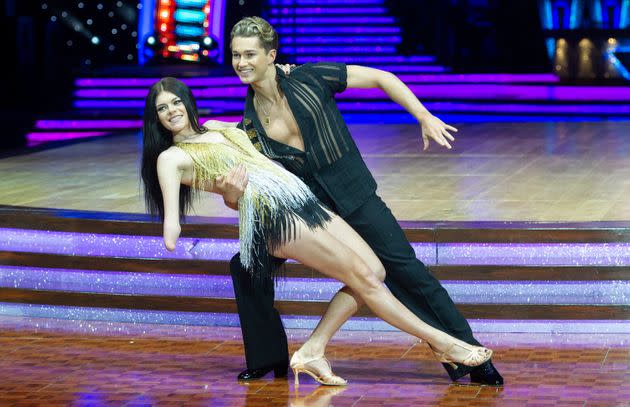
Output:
[2, 266, 628, 305]
[1, 304, 629, 333]
[268, 17, 395, 25]
[36, 120, 143, 129]
[3, 228, 630, 267]
[26, 132, 110, 146]
[276, 26, 401, 34]
[290, 36, 401, 44]
[269, 0, 385, 4]
[282, 46, 397, 54]
[74, 73, 561, 88]
[270, 7, 387, 15]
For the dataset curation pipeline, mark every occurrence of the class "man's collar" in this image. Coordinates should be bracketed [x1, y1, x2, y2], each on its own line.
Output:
[243, 65, 287, 130]
[245, 66, 287, 108]
[244, 86, 256, 116]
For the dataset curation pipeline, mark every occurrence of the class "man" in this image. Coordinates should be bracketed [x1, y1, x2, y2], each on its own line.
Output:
[217, 16, 503, 386]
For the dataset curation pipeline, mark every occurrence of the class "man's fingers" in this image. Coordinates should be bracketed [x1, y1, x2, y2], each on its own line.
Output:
[229, 164, 248, 187]
[421, 116, 457, 151]
[237, 164, 247, 181]
[232, 164, 245, 179]
[442, 129, 456, 141]
[234, 164, 243, 178]
[430, 131, 452, 149]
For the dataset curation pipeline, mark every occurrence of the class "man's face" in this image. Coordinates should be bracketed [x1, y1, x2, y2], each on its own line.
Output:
[231, 36, 274, 84]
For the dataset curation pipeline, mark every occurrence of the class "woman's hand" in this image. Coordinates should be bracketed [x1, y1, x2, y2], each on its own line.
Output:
[163, 221, 181, 251]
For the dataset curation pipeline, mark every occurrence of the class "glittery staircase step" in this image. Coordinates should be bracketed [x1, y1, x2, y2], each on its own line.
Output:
[2, 251, 630, 281]
[3, 205, 630, 242]
[1, 205, 630, 326]
[1, 288, 628, 320]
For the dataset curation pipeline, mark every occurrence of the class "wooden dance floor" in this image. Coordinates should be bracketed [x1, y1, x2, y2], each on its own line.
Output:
[1, 121, 629, 221]
[1, 121, 629, 406]
[1, 316, 629, 406]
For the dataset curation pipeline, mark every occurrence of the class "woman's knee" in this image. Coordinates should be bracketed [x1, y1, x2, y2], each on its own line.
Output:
[373, 264, 386, 282]
[349, 262, 383, 292]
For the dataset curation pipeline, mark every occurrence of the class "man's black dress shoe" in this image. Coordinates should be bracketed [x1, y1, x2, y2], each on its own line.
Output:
[444, 360, 504, 386]
[237, 365, 288, 381]
[469, 360, 503, 386]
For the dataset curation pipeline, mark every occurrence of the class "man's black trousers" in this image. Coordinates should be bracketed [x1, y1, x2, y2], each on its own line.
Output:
[229, 194, 481, 371]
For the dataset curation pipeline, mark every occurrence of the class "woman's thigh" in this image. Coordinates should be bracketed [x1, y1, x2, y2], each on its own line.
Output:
[322, 209, 384, 277]
[271, 215, 379, 286]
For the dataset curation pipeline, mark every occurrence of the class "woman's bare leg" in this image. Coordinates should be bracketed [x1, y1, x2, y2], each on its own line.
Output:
[273, 214, 491, 365]
[292, 215, 372, 359]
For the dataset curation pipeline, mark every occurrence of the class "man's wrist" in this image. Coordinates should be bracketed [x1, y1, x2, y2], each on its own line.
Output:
[416, 110, 432, 122]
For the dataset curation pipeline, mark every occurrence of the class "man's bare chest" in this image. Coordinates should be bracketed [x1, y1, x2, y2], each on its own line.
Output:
[262, 99, 305, 152]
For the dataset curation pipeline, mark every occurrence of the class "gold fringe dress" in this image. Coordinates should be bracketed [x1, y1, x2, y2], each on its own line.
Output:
[175, 127, 331, 278]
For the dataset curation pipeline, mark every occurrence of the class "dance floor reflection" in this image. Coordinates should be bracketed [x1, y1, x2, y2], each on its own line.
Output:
[1, 315, 628, 406]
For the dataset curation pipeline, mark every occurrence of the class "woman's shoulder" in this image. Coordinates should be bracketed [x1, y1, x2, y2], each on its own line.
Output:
[202, 120, 239, 130]
[158, 145, 191, 165]
[160, 144, 185, 155]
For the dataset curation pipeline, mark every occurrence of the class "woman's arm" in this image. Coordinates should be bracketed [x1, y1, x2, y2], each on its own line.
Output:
[157, 149, 185, 251]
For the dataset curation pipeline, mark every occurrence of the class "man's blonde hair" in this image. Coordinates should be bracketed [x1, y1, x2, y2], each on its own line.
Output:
[231, 16, 278, 53]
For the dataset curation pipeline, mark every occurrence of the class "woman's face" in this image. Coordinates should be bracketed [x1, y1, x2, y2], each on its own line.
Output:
[155, 91, 191, 135]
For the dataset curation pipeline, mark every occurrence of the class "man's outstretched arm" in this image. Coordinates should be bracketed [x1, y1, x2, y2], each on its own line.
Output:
[346, 65, 457, 150]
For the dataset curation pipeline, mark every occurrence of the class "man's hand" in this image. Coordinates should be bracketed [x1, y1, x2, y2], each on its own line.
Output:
[419, 112, 457, 151]
[215, 164, 248, 209]
[275, 63, 296, 75]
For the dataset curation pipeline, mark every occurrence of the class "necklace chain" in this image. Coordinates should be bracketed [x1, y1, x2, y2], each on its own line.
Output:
[254, 94, 272, 126]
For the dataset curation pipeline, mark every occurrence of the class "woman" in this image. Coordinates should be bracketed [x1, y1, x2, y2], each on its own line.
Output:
[141, 77, 493, 386]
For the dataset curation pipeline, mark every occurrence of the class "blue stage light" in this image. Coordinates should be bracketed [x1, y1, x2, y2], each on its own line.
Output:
[173, 8, 205, 23]
[174, 24, 204, 37]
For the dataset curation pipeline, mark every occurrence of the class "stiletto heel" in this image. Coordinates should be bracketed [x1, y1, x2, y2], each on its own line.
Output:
[290, 352, 348, 386]
[293, 368, 300, 386]
[429, 342, 493, 369]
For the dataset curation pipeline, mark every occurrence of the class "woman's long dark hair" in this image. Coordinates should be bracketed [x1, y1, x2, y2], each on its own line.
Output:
[141, 77, 207, 221]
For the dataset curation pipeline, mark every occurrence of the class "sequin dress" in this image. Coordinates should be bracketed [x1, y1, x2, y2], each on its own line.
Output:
[175, 127, 331, 277]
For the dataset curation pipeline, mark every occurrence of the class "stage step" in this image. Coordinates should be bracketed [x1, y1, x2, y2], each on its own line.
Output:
[37, 68, 630, 145]
[3, 205, 630, 241]
[1, 288, 627, 320]
[264, 0, 439, 79]
[1, 205, 629, 331]
[3, 251, 629, 281]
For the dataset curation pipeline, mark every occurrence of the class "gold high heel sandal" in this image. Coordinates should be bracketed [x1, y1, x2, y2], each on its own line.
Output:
[290, 353, 348, 387]
[429, 342, 493, 369]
